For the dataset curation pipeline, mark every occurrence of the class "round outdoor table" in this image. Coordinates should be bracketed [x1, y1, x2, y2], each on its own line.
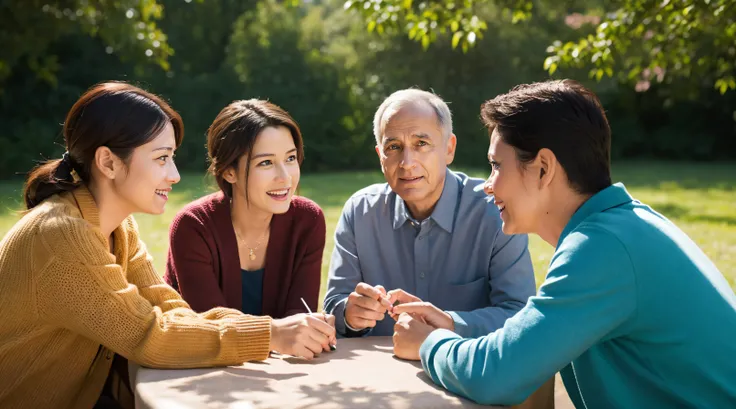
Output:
[130, 336, 554, 409]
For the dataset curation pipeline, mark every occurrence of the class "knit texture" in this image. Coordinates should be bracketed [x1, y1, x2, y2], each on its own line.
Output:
[0, 186, 272, 409]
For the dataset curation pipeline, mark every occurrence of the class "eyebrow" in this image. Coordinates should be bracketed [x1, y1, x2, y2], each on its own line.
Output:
[251, 148, 297, 160]
[152, 147, 174, 152]
[382, 133, 431, 144]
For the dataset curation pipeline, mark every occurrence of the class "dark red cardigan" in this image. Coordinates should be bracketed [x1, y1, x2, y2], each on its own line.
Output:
[164, 191, 326, 318]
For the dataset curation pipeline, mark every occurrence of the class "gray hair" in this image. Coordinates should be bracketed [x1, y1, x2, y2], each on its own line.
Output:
[373, 88, 453, 146]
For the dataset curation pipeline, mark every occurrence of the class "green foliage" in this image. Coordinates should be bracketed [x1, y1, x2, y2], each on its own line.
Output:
[346, 0, 736, 95]
[0, 0, 183, 88]
[0, 0, 735, 180]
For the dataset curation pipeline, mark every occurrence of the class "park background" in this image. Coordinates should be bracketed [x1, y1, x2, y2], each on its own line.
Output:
[1, 0, 734, 299]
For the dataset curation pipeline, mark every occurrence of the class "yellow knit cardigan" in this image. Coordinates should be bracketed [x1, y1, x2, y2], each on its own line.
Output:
[0, 186, 272, 409]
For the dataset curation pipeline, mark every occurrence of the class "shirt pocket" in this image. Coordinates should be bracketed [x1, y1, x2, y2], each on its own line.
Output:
[442, 276, 489, 312]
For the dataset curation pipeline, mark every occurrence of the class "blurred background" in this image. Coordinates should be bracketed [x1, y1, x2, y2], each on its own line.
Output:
[1, 0, 734, 293]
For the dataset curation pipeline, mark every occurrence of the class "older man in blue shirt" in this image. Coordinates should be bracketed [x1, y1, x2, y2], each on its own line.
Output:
[324, 88, 536, 338]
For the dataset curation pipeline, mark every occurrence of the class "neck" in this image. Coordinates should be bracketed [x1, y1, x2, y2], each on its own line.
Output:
[536, 189, 591, 248]
[230, 193, 273, 235]
[87, 181, 131, 241]
[405, 175, 446, 221]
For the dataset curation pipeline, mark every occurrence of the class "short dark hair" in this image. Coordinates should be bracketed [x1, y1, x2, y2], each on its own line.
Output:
[206, 99, 304, 198]
[23, 81, 183, 209]
[480, 79, 612, 195]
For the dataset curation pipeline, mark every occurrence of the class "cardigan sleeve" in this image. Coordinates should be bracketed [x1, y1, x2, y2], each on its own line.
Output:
[283, 202, 326, 317]
[34, 215, 272, 369]
[165, 209, 229, 313]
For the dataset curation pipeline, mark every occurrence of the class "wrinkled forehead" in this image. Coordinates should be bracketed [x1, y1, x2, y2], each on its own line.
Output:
[380, 102, 441, 140]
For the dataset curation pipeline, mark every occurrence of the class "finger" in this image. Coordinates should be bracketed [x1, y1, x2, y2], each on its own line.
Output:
[301, 334, 324, 356]
[306, 325, 331, 352]
[349, 317, 377, 328]
[352, 293, 386, 313]
[375, 285, 387, 296]
[356, 282, 384, 300]
[307, 315, 337, 339]
[294, 344, 315, 360]
[391, 302, 435, 316]
[353, 305, 387, 321]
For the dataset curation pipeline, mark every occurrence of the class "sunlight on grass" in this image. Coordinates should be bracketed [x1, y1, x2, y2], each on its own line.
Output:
[2, 162, 734, 307]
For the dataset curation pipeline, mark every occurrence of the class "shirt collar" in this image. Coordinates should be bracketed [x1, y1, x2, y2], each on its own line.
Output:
[392, 168, 459, 233]
[558, 182, 633, 245]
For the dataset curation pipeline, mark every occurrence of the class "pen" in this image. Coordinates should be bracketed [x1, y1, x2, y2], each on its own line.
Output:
[301, 297, 337, 351]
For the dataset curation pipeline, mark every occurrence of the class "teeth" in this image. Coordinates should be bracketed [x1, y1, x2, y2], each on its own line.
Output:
[268, 189, 289, 195]
[155, 190, 168, 197]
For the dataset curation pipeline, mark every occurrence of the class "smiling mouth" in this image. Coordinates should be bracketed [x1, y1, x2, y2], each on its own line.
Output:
[267, 188, 290, 200]
[155, 189, 169, 198]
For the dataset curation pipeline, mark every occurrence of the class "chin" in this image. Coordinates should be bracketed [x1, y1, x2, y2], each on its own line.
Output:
[500, 222, 516, 235]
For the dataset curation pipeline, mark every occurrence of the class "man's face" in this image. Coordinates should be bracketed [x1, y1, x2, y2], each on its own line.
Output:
[375, 103, 456, 218]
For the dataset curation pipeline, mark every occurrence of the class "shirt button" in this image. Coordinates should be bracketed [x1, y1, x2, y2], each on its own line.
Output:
[418, 236, 424, 240]
[420, 272, 425, 278]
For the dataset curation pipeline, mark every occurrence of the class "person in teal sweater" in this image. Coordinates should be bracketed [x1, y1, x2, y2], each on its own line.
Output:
[390, 79, 736, 408]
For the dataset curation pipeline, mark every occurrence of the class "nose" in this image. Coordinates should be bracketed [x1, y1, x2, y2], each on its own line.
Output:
[483, 175, 493, 196]
[168, 161, 181, 185]
[275, 163, 291, 183]
[399, 148, 417, 170]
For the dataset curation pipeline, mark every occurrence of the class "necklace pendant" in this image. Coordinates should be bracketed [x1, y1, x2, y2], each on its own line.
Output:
[249, 248, 256, 261]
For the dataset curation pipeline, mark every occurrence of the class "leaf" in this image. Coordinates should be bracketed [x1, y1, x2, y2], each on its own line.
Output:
[421, 34, 430, 49]
[367, 20, 376, 33]
[452, 31, 463, 48]
[451, 21, 459, 32]
[549, 63, 557, 75]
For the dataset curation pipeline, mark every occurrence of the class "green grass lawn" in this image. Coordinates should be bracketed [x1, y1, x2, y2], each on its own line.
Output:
[2, 161, 735, 306]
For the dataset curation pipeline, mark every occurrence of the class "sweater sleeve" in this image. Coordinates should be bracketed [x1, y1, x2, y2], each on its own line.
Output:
[283, 202, 326, 317]
[34, 216, 272, 369]
[164, 210, 229, 312]
[419, 225, 637, 405]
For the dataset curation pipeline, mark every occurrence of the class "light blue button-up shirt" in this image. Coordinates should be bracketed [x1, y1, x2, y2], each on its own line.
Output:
[324, 169, 536, 337]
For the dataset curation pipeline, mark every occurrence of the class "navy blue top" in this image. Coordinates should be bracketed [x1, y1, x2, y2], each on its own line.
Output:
[241, 268, 264, 315]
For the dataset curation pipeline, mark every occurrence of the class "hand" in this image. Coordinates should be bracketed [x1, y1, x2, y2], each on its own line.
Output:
[391, 302, 455, 331]
[345, 283, 393, 330]
[385, 289, 422, 319]
[393, 312, 435, 361]
[270, 313, 337, 359]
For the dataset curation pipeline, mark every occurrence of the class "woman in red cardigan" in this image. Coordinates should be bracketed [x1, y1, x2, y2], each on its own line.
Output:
[165, 99, 327, 319]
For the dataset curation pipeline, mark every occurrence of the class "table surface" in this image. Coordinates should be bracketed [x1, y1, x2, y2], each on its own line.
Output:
[131, 336, 499, 409]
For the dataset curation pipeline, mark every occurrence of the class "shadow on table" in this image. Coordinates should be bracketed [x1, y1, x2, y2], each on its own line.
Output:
[276, 342, 395, 365]
[165, 358, 482, 408]
[167, 368, 308, 406]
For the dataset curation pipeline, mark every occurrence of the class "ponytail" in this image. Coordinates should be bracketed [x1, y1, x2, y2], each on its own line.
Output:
[23, 152, 84, 209]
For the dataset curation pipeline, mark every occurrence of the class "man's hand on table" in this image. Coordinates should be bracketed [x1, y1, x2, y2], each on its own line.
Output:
[270, 313, 337, 360]
[344, 283, 394, 330]
[391, 302, 456, 361]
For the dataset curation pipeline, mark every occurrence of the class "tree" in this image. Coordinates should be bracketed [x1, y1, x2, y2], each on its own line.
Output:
[344, 0, 736, 94]
[0, 0, 184, 89]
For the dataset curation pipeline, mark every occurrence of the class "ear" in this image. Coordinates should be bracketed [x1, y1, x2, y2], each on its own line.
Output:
[93, 146, 119, 180]
[445, 133, 457, 165]
[536, 148, 556, 189]
[222, 166, 238, 184]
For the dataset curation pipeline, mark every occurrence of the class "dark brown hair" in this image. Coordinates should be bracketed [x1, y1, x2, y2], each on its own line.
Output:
[480, 79, 612, 195]
[207, 99, 304, 198]
[22, 81, 184, 209]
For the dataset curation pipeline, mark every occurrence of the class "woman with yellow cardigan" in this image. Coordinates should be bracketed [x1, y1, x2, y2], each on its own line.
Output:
[0, 81, 336, 409]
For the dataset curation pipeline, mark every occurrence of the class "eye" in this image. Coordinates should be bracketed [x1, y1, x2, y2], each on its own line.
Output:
[385, 144, 400, 151]
[417, 140, 429, 147]
[286, 155, 297, 162]
[157, 155, 170, 163]
[257, 159, 273, 167]
[490, 160, 500, 171]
